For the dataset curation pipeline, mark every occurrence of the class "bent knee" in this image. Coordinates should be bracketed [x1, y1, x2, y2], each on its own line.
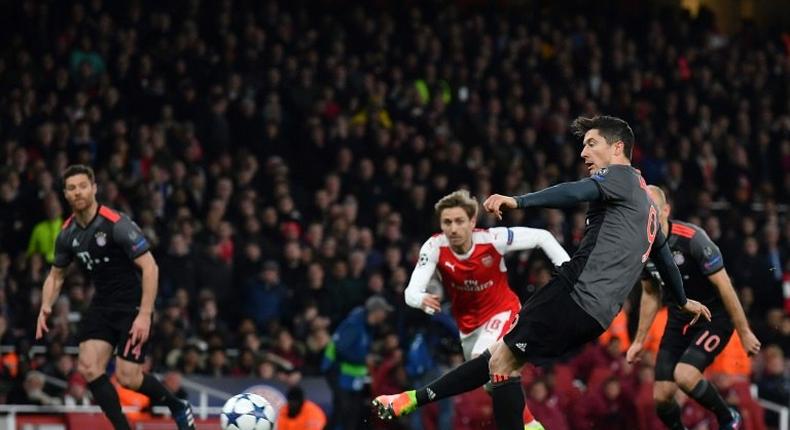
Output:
[653, 382, 678, 405]
[488, 344, 520, 376]
[673, 365, 702, 391]
[77, 359, 103, 382]
[115, 368, 143, 389]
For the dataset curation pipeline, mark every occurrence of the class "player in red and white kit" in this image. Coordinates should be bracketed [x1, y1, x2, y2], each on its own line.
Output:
[400, 190, 570, 430]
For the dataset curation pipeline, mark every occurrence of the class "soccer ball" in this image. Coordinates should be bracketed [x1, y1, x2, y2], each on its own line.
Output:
[220, 393, 277, 430]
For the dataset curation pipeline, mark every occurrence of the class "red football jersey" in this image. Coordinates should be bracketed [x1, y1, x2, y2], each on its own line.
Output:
[430, 229, 521, 333]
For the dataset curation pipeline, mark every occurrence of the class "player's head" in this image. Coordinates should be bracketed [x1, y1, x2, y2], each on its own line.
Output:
[646, 185, 671, 225]
[286, 386, 305, 417]
[62, 164, 97, 212]
[571, 115, 635, 174]
[435, 189, 477, 251]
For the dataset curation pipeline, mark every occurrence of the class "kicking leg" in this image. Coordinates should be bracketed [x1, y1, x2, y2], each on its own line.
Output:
[372, 349, 491, 419]
[79, 340, 131, 430]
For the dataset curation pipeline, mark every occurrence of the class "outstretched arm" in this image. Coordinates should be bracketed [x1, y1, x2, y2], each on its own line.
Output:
[484, 180, 601, 219]
[501, 227, 570, 266]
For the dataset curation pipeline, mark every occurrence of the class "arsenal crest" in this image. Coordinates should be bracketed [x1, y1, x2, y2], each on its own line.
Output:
[95, 231, 107, 247]
[481, 254, 493, 267]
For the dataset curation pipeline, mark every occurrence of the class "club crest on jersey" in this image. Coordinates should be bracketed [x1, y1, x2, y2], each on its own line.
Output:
[95, 231, 107, 247]
[673, 251, 685, 266]
[481, 254, 493, 267]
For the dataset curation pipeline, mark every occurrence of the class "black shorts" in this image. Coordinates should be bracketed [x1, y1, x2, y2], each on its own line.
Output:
[77, 307, 151, 364]
[503, 277, 605, 367]
[655, 310, 733, 381]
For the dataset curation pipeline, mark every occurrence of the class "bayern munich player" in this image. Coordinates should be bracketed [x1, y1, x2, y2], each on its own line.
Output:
[402, 189, 569, 430]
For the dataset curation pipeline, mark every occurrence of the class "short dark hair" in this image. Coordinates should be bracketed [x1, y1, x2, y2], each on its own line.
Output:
[570, 115, 635, 159]
[62, 164, 95, 185]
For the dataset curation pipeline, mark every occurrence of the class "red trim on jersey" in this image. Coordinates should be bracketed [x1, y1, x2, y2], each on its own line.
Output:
[62, 215, 74, 230]
[671, 224, 696, 239]
[98, 206, 121, 223]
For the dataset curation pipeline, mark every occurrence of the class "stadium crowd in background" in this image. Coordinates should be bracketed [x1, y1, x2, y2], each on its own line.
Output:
[0, 0, 787, 428]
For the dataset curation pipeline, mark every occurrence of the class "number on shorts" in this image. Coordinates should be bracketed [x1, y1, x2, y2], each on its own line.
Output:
[695, 330, 721, 352]
[486, 319, 501, 332]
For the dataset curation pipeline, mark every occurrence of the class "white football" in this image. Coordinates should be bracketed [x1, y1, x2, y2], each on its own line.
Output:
[220, 393, 277, 430]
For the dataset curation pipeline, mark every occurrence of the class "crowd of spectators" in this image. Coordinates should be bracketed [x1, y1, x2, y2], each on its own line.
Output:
[0, 0, 788, 428]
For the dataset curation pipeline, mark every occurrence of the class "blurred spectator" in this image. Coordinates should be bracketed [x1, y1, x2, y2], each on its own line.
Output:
[755, 345, 790, 427]
[63, 372, 90, 406]
[576, 377, 638, 430]
[323, 295, 392, 430]
[244, 260, 290, 330]
[7, 371, 62, 405]
[526, 378, 568, 430]
[25, 193, 63, 264]
[276, 385, 327, 430]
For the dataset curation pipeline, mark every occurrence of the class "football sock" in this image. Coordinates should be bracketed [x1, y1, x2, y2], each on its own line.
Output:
[491, 374, 526, 430]
[688, 379, 732, 425]
[137, 373, 184, 412]
[88, 374, 131, 430]
[415, 350, 491, 406]
[655, 401, 686, 430]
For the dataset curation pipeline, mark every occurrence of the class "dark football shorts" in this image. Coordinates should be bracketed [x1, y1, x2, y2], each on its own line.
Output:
[77, 307, 151, 364]
[655, 309, 733, 381]
[503, 276, 605, 367]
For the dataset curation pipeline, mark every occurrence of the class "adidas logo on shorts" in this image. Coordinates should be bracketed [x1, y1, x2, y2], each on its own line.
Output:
[515, 342, 528, 351]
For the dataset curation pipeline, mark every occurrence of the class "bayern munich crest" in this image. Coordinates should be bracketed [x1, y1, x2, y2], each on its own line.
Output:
[672, 251, 685, 266]
[95, 231, 107, 247]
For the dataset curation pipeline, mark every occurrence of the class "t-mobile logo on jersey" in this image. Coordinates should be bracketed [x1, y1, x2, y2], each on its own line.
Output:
[76, 251, 94, 271]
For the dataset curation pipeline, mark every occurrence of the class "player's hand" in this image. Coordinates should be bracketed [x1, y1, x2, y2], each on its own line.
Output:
[35, 306, 52, 340]
[626, 341, 644, 364]
[483, 194, 518, 220]
[126, 313, 152, 358]
[680, 299, 711, 325]
[421, 294, 441, 315]
[739, 329, 761, 356]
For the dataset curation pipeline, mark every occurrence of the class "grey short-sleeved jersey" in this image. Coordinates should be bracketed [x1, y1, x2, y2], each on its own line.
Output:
[556, 164, 658, 328]
[54, 205, 150, 310]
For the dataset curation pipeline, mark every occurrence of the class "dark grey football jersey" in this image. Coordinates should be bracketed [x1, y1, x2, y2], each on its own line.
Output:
[556, 164, 658, 328]
[644, 220, 726, 315]
[54, 205, 150, 310]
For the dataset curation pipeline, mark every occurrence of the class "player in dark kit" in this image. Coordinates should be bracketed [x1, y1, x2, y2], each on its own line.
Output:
[627, 185, 761, 430]
[35, 165, 196, 430]
[373, 116, 712, 430]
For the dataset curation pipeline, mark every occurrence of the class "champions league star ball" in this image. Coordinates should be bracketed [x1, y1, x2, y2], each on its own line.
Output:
[220, 393, 277, 430]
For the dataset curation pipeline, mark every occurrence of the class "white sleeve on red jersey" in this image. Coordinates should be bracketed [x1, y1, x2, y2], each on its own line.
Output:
[489, 226, 570, 266]
[404, 236, 441, 310]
